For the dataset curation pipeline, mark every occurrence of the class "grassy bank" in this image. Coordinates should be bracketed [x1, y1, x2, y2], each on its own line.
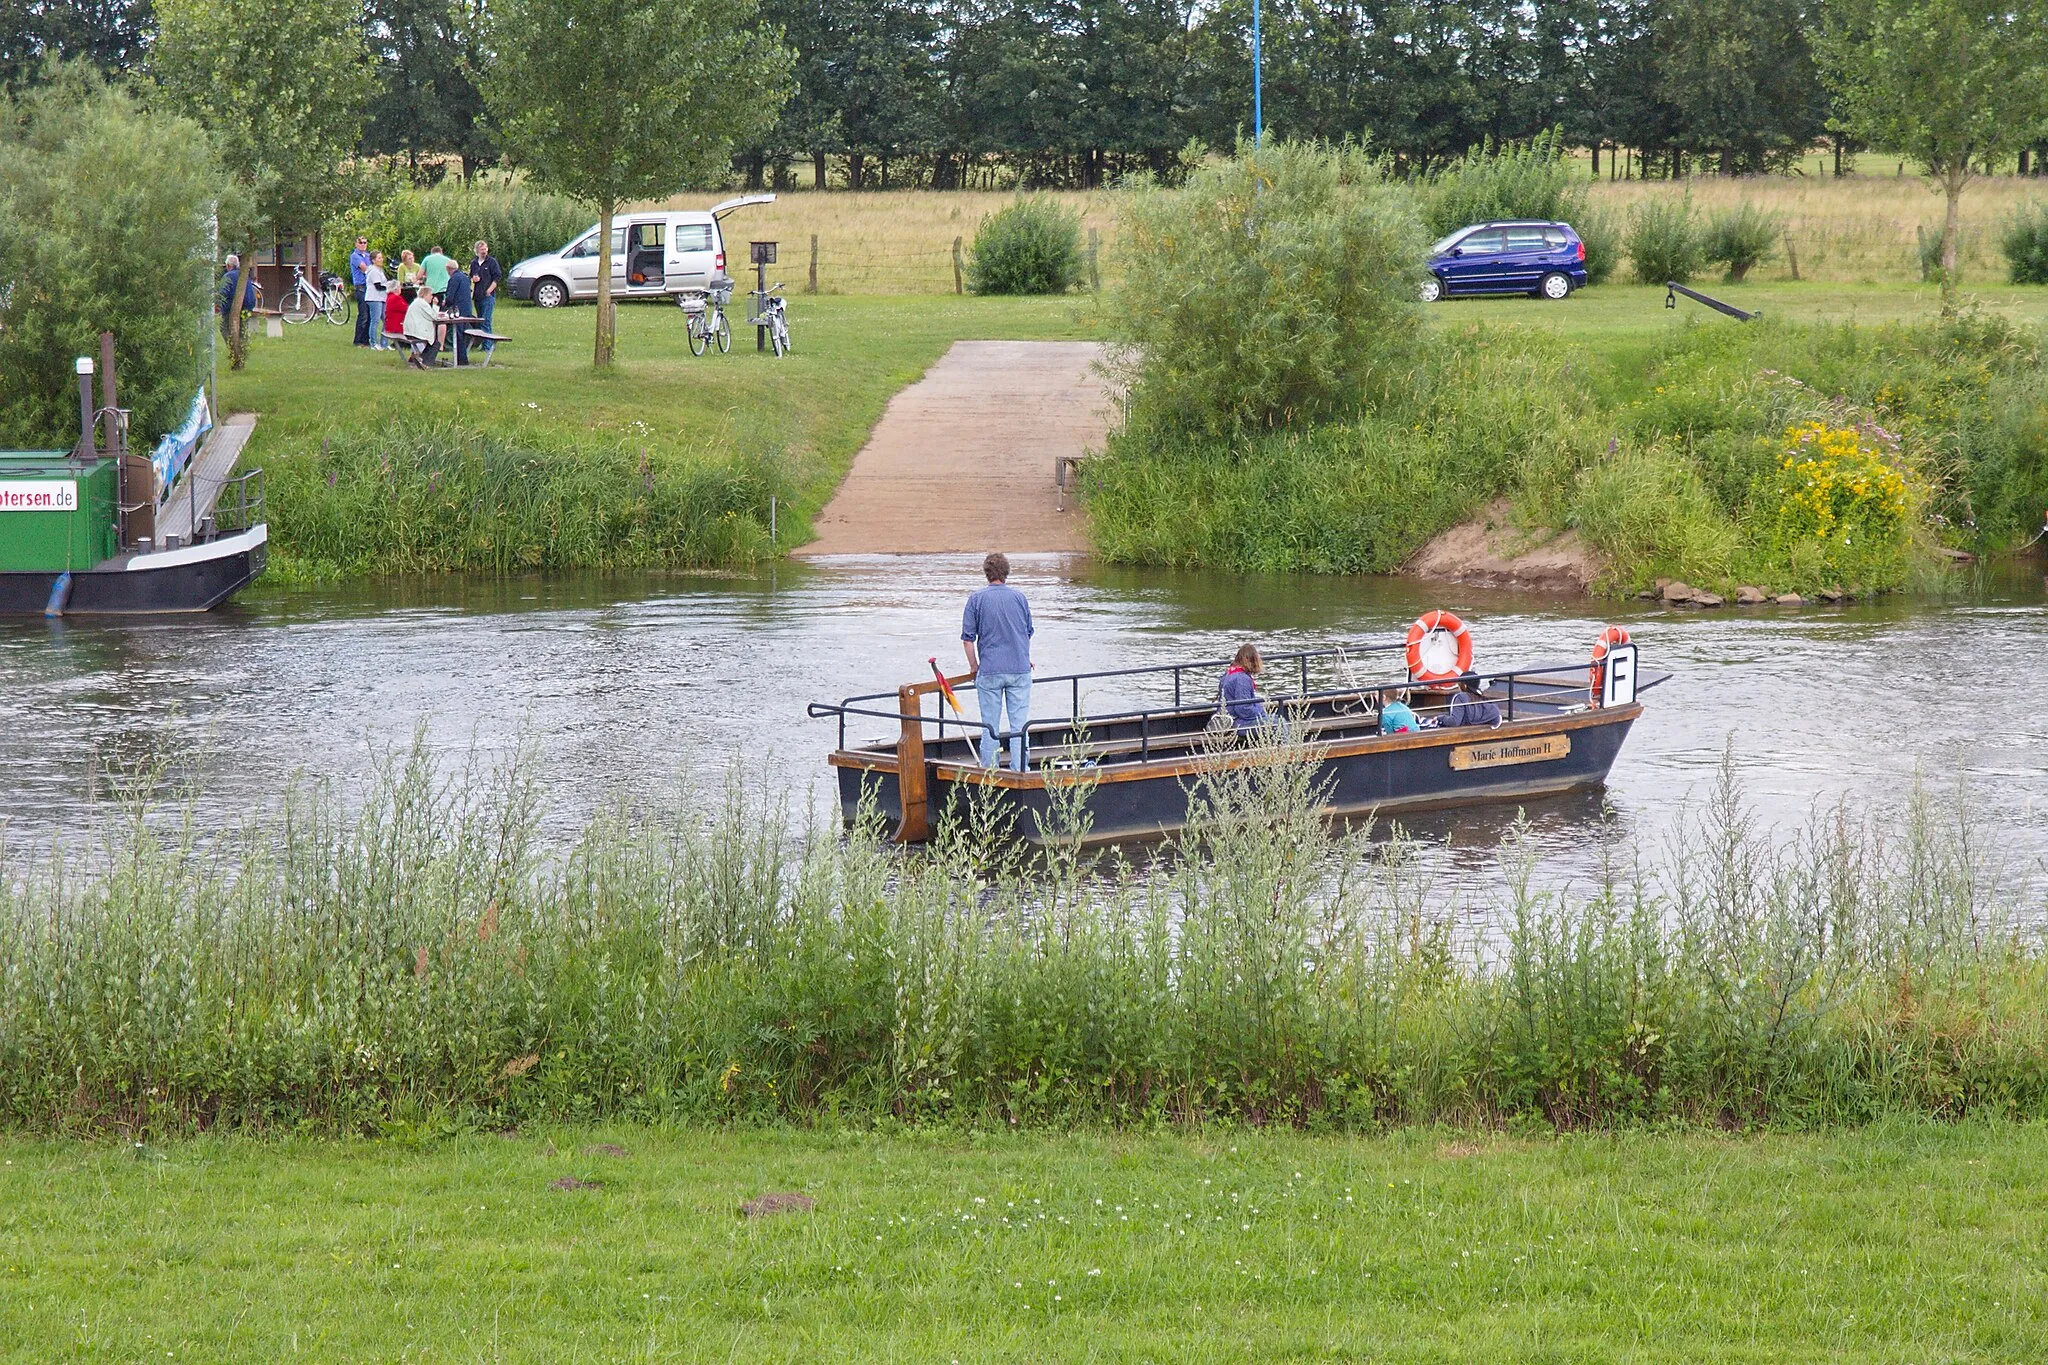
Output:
[4, 741, 2042, 1135]
[1088, 283, 2048, 592]
[3, 1121, 2043, 1360]
[219, 294, 1099, 580]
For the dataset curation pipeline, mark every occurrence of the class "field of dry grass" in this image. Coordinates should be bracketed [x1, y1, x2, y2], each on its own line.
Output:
[642, 172, 2048, 293]
[645, 189, 1119, 293]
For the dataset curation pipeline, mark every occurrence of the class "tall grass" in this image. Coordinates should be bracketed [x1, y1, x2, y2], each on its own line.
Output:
[326, 184, 591, 276]
[2, 738, 2039, 1135]
[263, 421, 781, 579]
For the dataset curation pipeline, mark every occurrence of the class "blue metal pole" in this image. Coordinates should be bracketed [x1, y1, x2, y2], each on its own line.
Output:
[1252, 0, 1263, 147]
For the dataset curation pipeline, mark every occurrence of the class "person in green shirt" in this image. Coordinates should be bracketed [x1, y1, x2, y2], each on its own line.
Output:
[421, 246, 454, 299]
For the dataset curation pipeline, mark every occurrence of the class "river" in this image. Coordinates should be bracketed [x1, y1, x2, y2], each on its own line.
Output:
[3, 556, 2044, 892]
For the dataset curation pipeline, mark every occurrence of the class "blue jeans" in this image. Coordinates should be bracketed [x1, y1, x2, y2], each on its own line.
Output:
[976, 672, 1031, 770]
[476, 292, 495, 348]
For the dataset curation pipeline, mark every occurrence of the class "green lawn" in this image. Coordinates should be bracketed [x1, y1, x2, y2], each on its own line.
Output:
[1434, 280, 2048, 396]
[218, 293, 1104, 540]
[4, 1123, 2043, 1362]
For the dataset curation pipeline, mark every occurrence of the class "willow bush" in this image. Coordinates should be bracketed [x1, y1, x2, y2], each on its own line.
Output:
[1, 740, 2041, 1135]
[1106, 140, 1425, 436]
[0, 66, 222, 448]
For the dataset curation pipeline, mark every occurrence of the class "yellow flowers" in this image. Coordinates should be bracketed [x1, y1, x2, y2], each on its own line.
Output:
[1770, 421, 1910, 545]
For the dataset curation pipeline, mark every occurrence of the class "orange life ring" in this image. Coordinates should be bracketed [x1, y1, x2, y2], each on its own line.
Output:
[1588, 626, 1632, 704]
[1405, 609, 1474, 683]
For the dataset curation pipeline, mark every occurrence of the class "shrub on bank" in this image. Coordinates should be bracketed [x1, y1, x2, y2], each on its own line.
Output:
[2002, 201, 2048, 285]
[0, 67, 221, 448]
[1, 745, 2040, 1134]
[966, 198, 1085, 295]
[1109, 141, 1424, 437]
[265, 422, 780, 578]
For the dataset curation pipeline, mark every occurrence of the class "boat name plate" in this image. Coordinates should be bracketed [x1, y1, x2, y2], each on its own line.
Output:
[1447, 733, 1571, 771]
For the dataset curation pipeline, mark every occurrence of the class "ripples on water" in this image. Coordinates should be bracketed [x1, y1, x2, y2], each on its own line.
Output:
[3, 555, 2044, 896]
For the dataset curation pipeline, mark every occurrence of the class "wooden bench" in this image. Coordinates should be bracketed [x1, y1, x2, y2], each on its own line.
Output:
[465, 331, 510, 366]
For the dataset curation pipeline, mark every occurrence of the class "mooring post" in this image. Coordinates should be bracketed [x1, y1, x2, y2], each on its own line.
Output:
[75, 357, 95, 459]
[769, 495, 777, 547]
[952, 236, 963, 295]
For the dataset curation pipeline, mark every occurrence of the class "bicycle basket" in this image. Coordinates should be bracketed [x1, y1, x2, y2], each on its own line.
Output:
[679, 293, 706, 315]
[320, 271, 342, 290]
[708, 279, 734, 306]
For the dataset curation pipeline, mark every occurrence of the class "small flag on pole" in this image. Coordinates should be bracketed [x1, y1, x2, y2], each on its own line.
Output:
[930, 657, 983, 765]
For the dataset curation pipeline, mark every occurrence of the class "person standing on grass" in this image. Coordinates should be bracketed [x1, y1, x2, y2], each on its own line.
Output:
[363, 251, 392, 350]
[444, 259, 474, 366]
[217, 254, 256, 336]
[348, 235, 373, 346]
[962, 552, 1034, 770]
[469, 240, 501, 352]
[421, 244, 454, 303]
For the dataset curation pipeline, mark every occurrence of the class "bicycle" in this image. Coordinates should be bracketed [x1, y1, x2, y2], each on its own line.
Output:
[752, 282, 791, 358]
[280, 263, 350, 325]
[678, 274, 733, 355]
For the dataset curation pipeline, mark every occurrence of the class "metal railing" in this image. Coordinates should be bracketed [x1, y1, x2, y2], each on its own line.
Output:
[807, 642, 1607, 759]
[209, 467, 266, 535]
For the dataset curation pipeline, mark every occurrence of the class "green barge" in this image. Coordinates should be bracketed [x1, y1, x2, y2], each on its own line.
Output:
[1, 349, 266, 616]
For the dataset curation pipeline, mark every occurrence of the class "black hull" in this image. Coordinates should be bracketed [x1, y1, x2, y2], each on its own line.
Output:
[1, 527, 267, 615]
[834, 705, 1639, 845]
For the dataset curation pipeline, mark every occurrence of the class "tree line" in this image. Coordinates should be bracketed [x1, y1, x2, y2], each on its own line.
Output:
[9, 0, 2047, 192]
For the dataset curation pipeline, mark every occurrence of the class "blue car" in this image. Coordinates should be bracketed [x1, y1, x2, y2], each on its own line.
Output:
[1421, 220, 1588, 302]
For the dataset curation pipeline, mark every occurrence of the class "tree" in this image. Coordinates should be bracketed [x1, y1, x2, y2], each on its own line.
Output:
[151, 0, 374, 368]
[485, 0, 788, 368]
[1816, 0, 2048, 291]
[1658, 0, 1827, 175]
[2, 0, 153, 91]
[362, 0, 495, 181]
[0, 65, 223, 447]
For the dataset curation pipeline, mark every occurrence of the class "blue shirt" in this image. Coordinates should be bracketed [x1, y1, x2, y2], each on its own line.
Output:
[1379, 700, 1420, 735]
[962, 582, 1033, 676]
[1448, 692, 1502, 727]
[349, 248, 371, 288]
[1220, 668, 1267, 728]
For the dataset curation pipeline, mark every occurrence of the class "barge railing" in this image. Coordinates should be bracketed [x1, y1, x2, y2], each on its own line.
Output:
[807, 644, 1606, 758]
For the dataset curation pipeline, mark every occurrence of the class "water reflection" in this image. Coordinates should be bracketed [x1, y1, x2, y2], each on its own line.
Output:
[2, 555, 2043, 892]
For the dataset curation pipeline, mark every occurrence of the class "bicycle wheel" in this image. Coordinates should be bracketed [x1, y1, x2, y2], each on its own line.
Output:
[714, 312, 731, 354]
[281, 290, 316, 324]
[323, 289, 350, 325]
[769, 313, 789, 357]
[687, 313, 708, 356]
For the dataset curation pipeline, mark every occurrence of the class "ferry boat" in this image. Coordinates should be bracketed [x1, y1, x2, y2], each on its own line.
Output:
[1, 352, 266, 616]
[810, 615, 1659, 845]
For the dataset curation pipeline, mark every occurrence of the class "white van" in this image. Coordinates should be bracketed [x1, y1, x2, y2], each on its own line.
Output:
[504, 195, 774, 308]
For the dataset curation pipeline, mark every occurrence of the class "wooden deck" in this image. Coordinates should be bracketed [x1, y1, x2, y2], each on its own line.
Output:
[156, 413, 256, 540]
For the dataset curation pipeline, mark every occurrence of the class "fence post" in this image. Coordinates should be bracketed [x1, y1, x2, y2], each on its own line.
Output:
[807, 234, 818, 294]
[952, 236, 964, 295]
[1784, 230, 1800, 282]
[1087, 228, 1101, 292]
